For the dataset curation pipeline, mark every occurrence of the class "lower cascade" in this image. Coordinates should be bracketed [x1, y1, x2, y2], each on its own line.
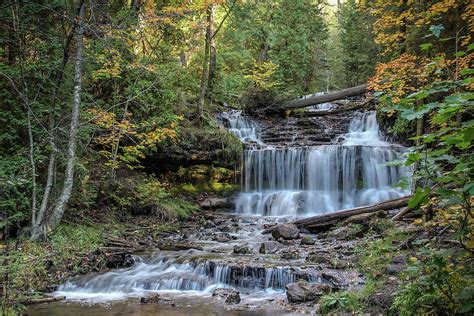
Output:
[57, 252, 323, 297]
[231, 111, 411, 216]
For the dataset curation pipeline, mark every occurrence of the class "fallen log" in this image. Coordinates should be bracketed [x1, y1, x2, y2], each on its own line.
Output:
[296, 99, 373, 117]
[279, 84, 367, 111]
[293, 196, 411, 228]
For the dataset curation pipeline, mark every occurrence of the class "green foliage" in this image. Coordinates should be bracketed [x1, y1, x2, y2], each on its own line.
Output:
[319, 291, 361, 313]
[393, 250, 473, 315]
[331, 0, 379, 88]
[1, 224, 104, 309]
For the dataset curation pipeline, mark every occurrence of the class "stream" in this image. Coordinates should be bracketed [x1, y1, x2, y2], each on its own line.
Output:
[27, 104, 410, 315]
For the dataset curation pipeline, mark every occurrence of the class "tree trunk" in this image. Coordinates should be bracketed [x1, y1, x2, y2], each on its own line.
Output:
[197, 3, 215, 120]
[296, 99, 372, 117]
[34, 5, 82, 240]
[32, 1, 85, 240]
[278, 84, 367, 111]
[292, 196, 411, 228]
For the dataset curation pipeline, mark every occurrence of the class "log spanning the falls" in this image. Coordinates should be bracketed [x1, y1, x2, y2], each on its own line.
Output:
[293, 196, 411, 228]
[296, 99, 373, 117]
[278, 84, 368, 112]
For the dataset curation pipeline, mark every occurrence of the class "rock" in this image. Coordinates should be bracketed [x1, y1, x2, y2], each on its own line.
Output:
[343, 211, 385, 224]
[280, 249, 300, 260]
[212, 233, 234, 242]
[259, 241, 280, 254]
[306, 254, 330, 265]
[140, 293, 162, 304]
[326, 224, 365, 240]
[386, 264, 404, 275]
[106, 253, 135, 269]
[271, 224, 300, 240]
[392, 254, 407, 265]
[285, 281, 332, 303]
[233, 245, 253, 254]
[212, 288, 241, 305]
[200, 197, 232, 210]
[300, 236, 315, 245]
[330, 258, 350, 269]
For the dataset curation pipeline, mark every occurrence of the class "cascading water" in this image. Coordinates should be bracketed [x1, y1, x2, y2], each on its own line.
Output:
[234, 111, 411, 216]
[55, 251, 323, 301]
[219, 110, 260, 143]
[48, 107, 407, 310]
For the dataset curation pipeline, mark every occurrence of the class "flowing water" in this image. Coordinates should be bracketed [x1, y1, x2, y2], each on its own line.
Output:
[232, 111, 410, 216]
[29, 106, 409, 315]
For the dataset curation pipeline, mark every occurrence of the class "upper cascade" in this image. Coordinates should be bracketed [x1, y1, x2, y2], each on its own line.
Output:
[223, 109, 411, 217]
[341, 112, 388, 146]
[220, 110, 260, 144]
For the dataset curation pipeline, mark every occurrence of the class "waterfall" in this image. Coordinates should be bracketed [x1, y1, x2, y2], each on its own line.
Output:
[220, 110, 260, 144]
[232, 111, 410, 216]
[56, 253, 323, 298]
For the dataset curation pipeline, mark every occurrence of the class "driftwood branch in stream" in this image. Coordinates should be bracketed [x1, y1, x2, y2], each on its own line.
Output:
[293, 196, 411, 228]
[278, 84, 368, 111]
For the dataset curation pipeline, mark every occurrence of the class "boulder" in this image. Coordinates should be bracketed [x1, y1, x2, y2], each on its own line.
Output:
[300, 236, 316, 245]
[200, 197, 232, 210]
[285, 281, 332, 303]
[233, 245, 253, 254]
[212, 288, 241, 304]
[271, 224, 300, 240]
[259, 241, 280, 254]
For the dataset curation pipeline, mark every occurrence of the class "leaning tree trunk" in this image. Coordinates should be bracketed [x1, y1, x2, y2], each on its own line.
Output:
[34, 3, 82, 240]
[31, 1, 85, 241]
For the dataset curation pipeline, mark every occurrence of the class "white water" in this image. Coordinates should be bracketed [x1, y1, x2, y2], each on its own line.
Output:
[55, 252, 319, 302]
[220, 110, 260, 143]
[233, 111, 410, 216]
[52, 109, 409, 305]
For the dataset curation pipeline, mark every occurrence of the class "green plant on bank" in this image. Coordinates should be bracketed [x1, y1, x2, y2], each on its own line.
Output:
[319, 291, 361, 314]
[1, 224, 104, 312]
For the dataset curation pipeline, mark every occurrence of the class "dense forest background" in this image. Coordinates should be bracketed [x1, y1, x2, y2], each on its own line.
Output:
[1, 0, 473, 314]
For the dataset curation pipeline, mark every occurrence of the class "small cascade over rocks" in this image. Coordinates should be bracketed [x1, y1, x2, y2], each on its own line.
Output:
[230, 110, 410, 216]
[219, 110, 260, 144]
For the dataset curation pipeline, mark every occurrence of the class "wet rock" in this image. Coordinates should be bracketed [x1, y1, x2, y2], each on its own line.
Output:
[306, 254, 330, 265]
[281, 249, 300, 260]
[300, 236, 315, 245]
[285, 281, 332, 303]
[106, 253, 135, 269]
[140, 293, 162, 304]
[233, 245, 253, 254]
[259, 241, 280, 254]
[212, 288, 241, 304]
[200, 197, 232, 210]
[212, 232, 235, 242]
[272, 224, 300, 240]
